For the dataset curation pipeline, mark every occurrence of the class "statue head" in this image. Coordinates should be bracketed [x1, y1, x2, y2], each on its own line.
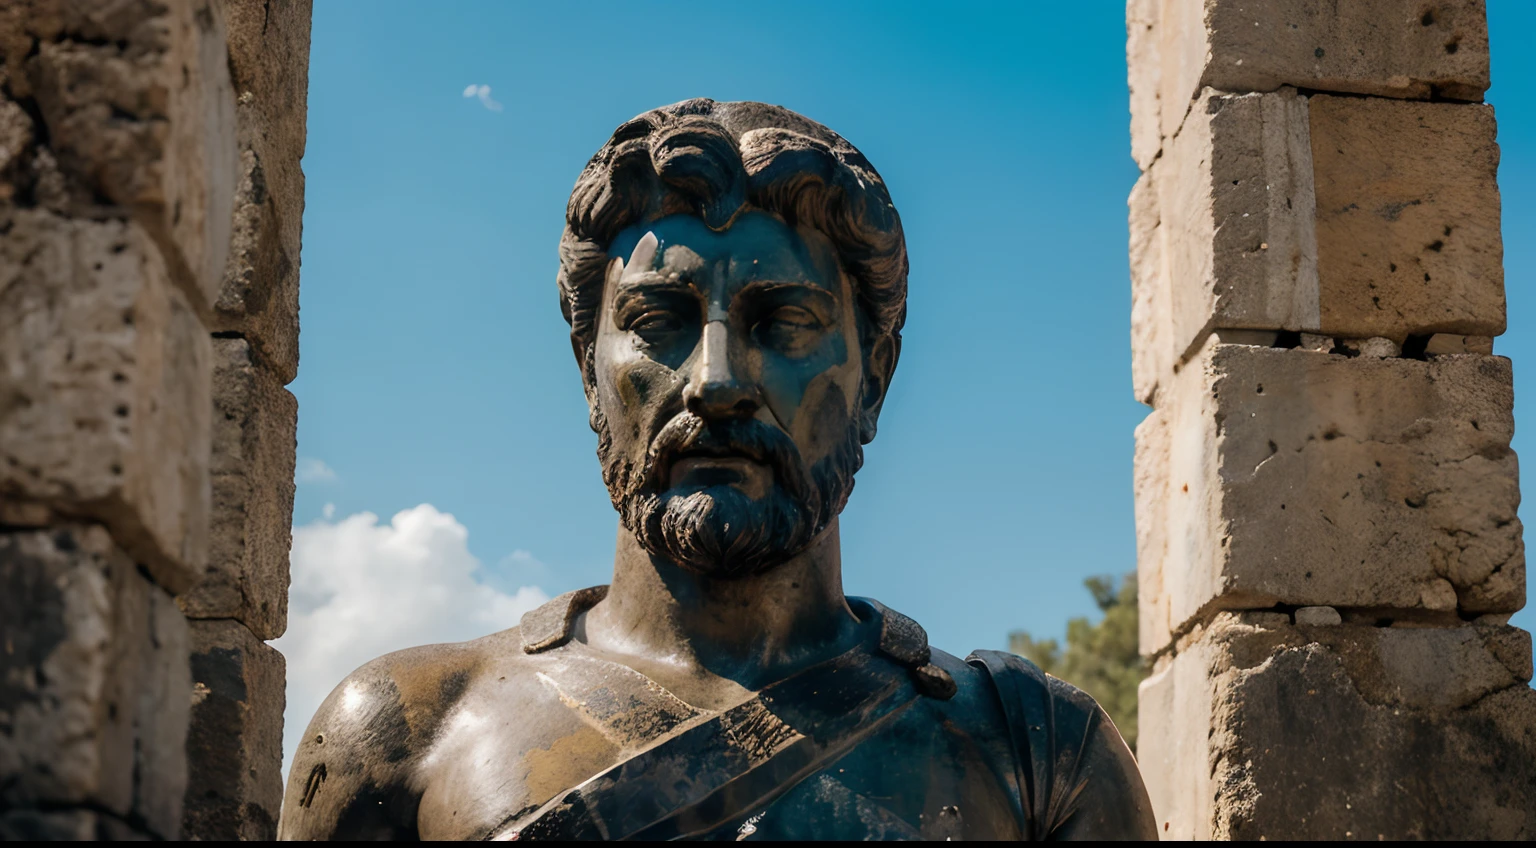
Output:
[558, 99, 907, 579]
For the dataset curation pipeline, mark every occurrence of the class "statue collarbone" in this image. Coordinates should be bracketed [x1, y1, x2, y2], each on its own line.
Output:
[278, 99, 1155, 841]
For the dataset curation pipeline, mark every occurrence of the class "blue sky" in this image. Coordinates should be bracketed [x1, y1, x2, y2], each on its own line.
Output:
[1488, 1, 1536, 643]
[280, 2, 1536, 760]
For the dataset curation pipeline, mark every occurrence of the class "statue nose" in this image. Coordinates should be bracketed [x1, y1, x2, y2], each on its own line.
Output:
[684, 320, 760, 420]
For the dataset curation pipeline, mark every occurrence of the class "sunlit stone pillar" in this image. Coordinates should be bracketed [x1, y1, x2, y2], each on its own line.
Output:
[1127, 0, 1534, 838]
[0, 0, 308, 838]
[0, 0, 234, 837]
[177, 0, 311, 840]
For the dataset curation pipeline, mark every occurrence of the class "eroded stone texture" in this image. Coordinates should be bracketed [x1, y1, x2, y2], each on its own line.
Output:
[1137, 340, 1523, 653]
[1139, 613, 1535, 840]
[215, 0, 310, 382]
[1311, 95, 1504, 340]
[1294, 605, 1342, 626]
[1140, 0, 1489, 150]
[175, 3, 309, 841]
[182, 619, 285, 841]
[178, 338, 295, 639]
[0, 211, 211, 592]
[1128, 170, 1169, 404]
[225, 0, 311, 170]
[0, 525, 191, 840]
[0, 0, 238, 305]
[1126, 0, 1163, 170]
[1425, 333, 1495, 356]
[1135, 87, 1318, 402]
[0, 808, 155, 839]
[2, 3, 305, 843]
[1133, 89, 1506, 402]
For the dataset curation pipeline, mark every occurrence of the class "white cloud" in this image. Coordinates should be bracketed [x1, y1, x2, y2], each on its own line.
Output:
[321, 502, 335, 519]
[273, 504, 547, 776]
[462, 82, 503, 112]
[295, 457, 338, 484]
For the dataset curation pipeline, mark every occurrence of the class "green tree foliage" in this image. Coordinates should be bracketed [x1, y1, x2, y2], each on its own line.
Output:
[1008, 573, 1144, 750]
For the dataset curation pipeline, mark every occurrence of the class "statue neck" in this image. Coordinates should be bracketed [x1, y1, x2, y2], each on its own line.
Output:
[579, 518, 863, 691]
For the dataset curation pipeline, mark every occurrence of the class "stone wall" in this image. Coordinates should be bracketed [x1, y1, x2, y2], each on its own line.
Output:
[0, 1, 309, 839]
[1128, 0, 1535, 839]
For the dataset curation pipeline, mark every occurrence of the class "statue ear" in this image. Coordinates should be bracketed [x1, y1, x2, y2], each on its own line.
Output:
[858, 334, 897, 444]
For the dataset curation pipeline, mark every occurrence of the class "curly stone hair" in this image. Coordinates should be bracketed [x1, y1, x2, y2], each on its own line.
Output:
[557, 99, 909, 388]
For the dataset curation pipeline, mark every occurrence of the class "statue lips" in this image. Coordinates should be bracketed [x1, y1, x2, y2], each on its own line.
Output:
[669, 451, 767, 490]
[663, 436, 774, 495]
[646, 415, 811, 504]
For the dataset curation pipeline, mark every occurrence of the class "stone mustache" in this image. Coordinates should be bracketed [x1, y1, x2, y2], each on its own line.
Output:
[277, 100, 1156, 841]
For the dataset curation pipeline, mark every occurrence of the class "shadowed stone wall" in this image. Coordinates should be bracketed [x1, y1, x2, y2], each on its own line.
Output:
[1128, 0, 1534, 839]
[0, 0, 309, 839]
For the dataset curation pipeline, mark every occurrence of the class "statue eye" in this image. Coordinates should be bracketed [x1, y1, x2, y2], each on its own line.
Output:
[757, 305, 824, 353]
[769, 306, 820, 329]
[630, 310, 683, 335]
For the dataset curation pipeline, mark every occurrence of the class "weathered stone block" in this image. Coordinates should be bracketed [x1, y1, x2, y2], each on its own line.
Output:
[0, 525, 191, 839]
[0, 808, 158, 840]
[225, 0, 311, 169]
[0, 211, 211, 592]
[178, 338, 295, 639]
[1310, 95, 1504, 340]
[1132, 90, 1505, 399]
[3, 0, 238, 305]
[1142, 0, 1489, 148]
[182, 619, 285, 841]
[1126, 0, 1163, 170]
[1138, 613, 1535, 839]
[1128, 170, 1170, 405]
[1136, 341, 1522, 653]
[215, 0, 311, 382]
[215, 122, 303, 382]
[1136, 88, 1318, 400]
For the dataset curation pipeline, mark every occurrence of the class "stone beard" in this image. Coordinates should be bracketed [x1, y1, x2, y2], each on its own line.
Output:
[596, 406, 864, 579]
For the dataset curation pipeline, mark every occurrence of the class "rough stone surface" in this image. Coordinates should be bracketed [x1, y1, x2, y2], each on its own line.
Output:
[0, 3, 307, 843]
[216, 125, 303, 382]
[224, 0, 311, 171]
[0, 0, 238, 305]
[1426, 333, 1495, 356]
[182, 619, 285, 842]
[1139, 613, 1535, 840]
[1295, 605, 1343, 626]
[215, 0, 311, 383]
[1126, 0, 1163, 170]
[0, 808, 157, 840]
[1128, 170, 1169, 404]
[178, 338, 295, 639]
[0, 525, 191, 840]
[1129, 0, 1529, 840]
[1142, 0, 1489, 150]
[1311, 95, 1504, 340]
[1133, 90, 1506, 409]
[1134, 87, 1319, 402]
[0, 211, 211, 592]
[1342, 336, 1403, 359]
[1137, 341, 1523, 654]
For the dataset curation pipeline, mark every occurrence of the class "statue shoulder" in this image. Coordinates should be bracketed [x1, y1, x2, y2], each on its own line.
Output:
[276, 632, 518, 840]
[965, 650, 1158, 841]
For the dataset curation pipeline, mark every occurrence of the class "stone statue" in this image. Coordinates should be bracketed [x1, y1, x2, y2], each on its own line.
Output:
[277, 100, 1157, 841]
